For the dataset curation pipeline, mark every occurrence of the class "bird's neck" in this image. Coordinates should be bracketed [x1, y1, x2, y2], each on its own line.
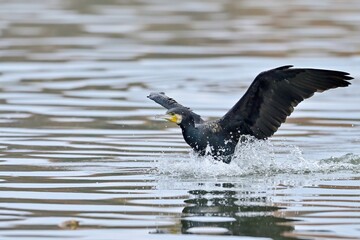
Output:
[179, 121, 196, 133]
[179, 122, 200, 149]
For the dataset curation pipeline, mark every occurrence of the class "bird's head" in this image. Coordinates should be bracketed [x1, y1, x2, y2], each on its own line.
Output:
[158, 107, 194, 125]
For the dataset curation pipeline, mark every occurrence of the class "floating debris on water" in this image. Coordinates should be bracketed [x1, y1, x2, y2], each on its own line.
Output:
[59, 220, 80, 230]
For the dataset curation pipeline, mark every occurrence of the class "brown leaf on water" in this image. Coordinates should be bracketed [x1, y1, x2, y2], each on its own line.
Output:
[59, 220, 80, 230]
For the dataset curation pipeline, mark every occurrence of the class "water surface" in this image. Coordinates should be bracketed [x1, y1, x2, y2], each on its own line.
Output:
[0, 0, 359, 239]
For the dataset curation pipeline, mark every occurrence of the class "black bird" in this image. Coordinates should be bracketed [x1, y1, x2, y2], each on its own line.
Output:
[148, 65, 353, 163]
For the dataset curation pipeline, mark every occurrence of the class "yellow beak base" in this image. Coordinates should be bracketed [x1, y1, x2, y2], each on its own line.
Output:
[157, 113, 182, 124]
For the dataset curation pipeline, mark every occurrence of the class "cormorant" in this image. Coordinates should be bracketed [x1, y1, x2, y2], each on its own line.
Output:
[148, 65, 353, 163]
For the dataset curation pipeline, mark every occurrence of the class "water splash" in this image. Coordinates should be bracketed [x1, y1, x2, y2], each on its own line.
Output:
[319, 153, 360, 172]
[155, 137, 360, 178]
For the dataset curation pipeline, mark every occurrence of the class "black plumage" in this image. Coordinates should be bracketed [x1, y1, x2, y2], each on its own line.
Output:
[148, 65, 353, 163]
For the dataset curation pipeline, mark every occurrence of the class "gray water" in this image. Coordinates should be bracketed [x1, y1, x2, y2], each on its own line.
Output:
[0, 0, 360, 239]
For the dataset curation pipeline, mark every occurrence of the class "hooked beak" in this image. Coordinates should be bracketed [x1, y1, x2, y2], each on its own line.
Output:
[155, 113, 182, 124]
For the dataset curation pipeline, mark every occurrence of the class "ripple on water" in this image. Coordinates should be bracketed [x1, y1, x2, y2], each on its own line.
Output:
[0, 0, 360, 239]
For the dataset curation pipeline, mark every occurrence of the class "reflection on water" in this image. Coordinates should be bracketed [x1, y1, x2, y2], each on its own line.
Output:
[181, 189, 294, 238]
[0, 0, 360, 240]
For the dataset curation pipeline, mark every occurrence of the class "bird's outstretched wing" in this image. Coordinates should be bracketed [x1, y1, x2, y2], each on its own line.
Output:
[219, 65, 353, 139]
[147, 92, 204, 124]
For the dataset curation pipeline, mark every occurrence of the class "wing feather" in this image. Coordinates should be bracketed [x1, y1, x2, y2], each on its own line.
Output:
[219, 65, 353, 139]
[147, 92, 204, 124]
